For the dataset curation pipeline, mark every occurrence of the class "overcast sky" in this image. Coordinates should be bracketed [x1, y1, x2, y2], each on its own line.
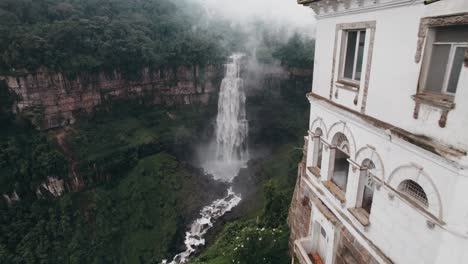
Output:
[192, 0, 316, 37]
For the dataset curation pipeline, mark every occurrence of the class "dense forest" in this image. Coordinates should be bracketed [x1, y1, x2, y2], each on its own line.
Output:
[0, 0, 313, 76]
[0, 0, 314, 263]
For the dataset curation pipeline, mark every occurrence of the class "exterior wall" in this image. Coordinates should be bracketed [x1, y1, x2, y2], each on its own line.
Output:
[291, 1, 468, 264]
[289, 164, 384, 264]
[335, 226, 379, 264]
[300, 96, 468, 264]
[311, 0, 468, 165]
[288, 163, 313, 251]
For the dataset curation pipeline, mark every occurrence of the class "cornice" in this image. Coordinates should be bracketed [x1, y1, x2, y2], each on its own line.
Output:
[301, 0, 424, 19]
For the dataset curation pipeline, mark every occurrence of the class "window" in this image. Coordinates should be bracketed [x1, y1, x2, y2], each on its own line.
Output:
[398, 180, 428, 208]
[341, 29, 367, 82]
[357, 159, 376, 214]
[313, 128, 324, 169]
[422, 25, 468, 95]
[330, 133, 350, 191]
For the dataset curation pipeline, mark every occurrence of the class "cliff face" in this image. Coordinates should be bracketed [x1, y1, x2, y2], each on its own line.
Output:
[1, 65, 224, 129]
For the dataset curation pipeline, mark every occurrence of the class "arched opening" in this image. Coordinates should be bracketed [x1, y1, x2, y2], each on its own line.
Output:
[312, 128, 324, 170]
[330, 133, 350, 192]
[398, 180, 428, 208]
[357, 159, 376, 214]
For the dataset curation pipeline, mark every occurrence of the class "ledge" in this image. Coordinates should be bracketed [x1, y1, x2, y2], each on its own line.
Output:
[307, 166, 321, 178]
[348, 207, 370, 227]
[306, 92, 466, 158]
[412, 93, 455, 110]
[297, 0, 321, 5]
[322, 180, 346, 204]
[412, 93, 455, 128]
[313, 196, 339, 225]
[336, 79, 360, 91]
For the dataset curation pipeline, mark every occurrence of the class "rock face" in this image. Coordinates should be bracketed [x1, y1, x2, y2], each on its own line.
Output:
[1, 65, 224, 129]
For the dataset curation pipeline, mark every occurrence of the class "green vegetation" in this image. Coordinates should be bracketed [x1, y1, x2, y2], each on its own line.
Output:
[0, 119, 67, 196]
[0, 101, 223, 263]
[0, 0, 226, 76]
[190, 145, 302, 264]
[0, 152, 226, 263]
[69, 100, 216, 183]
[0, 0, 314, 77]
[273, 33, 315, 68]
[255, 31, 315, 68]
[0, 1, 315, 263]
[189, 59, 310, 263]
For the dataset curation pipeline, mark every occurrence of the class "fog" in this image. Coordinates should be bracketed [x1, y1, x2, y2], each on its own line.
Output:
[188, 0, 315, 182]
[191, 0, 316, 38]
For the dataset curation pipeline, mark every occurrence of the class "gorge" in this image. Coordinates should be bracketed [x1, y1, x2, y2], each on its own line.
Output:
[168, 54, 247, 263]
[0, 0, 314, 263]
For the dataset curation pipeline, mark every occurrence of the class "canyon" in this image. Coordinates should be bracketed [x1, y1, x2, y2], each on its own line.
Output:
[1, 65, 224, 129]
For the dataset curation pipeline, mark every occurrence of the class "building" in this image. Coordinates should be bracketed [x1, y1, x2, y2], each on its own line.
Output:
[288, 0, 468, 263]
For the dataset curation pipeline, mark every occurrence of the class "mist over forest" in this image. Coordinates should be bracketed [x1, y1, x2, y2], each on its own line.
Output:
[0, 0, 315, 75]
[0, 0, 316, 263]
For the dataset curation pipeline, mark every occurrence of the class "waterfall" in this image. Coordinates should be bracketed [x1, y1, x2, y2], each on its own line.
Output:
[165, 54, 248, 264]
[204, 53, 249, 181]
[215, 53, 249, 163]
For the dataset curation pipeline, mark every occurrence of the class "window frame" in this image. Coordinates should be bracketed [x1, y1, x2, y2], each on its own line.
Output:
[398, 180, 429, 209]
[330, 133, 351, 192]
[420, 27, 468, 96]
[339, 29, 367, 86]
[312, 134, 324, 170]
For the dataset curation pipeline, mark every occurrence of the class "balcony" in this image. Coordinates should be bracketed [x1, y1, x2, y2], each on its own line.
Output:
[294, 237, 324, 264]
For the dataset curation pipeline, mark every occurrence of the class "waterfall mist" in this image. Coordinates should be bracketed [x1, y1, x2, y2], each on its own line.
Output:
[167, 54, 248, 263]
[203, 53, 249, 181]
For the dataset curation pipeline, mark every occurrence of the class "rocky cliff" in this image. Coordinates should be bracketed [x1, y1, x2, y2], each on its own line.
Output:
[1, 65, 224, 129]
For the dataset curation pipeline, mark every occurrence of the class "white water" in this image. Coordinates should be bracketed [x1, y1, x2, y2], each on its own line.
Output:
[165, 54, 249, 264]
[204, 53, 249, 181]
[165, 188, 241, 264]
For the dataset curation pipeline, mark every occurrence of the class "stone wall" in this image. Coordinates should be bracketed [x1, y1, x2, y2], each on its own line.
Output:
[335, 226, 380, 264]
[1, 65, 224, 129]
[287, 162, 312, 252]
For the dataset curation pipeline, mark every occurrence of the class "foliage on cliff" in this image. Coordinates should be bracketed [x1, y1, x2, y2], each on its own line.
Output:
[0, 0, 226, 76]
[0, 104, 225, 263]
[0, 119, 67, 195]
[0, 152, 226, 263]
[68, 100, 217, 183]
[189, 144, 302, 264]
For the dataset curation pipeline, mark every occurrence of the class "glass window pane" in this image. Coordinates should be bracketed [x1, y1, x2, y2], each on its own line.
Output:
[343, 31, 357, 79]
[332, 149, 349, 191]
[362, 186, 374, 214]
[425, 44, 450, 93]
[434, 25, 468, 43]
[317, 142, 323, 169]
[355, 30, 366, 81]
[447, 47, 465, 93]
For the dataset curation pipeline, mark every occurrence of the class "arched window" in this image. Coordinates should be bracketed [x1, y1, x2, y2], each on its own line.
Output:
[330, 133, 350, 192]
[357, 159, 376, 214]
[312, 128, 324, 170]
[398, 180, 428, 208]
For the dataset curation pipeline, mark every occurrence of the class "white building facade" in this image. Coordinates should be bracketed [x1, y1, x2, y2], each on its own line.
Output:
[288, 0, 468, 263]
